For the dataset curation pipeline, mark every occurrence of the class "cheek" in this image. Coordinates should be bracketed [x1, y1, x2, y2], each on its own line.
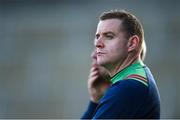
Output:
[108, 43, 122, 53]
[104, 38, 128, 54]
[108, 43, 128, 57]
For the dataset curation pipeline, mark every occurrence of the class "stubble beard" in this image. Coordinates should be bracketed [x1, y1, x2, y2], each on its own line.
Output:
[97, 56, 114, 73]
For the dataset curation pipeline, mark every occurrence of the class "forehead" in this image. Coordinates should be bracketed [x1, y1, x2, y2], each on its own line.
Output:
[96, 19, 122, 33]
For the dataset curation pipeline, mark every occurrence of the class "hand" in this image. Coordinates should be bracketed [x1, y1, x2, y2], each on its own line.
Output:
[88, 51, 111, 103]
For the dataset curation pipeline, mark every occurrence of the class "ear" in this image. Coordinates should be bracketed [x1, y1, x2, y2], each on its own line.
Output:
[127, 35, 140, 52]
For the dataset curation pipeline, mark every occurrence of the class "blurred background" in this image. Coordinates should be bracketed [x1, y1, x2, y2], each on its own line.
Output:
[0, 0, 180, 118]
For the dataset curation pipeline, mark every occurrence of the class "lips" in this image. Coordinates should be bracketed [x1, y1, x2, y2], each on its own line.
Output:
[97, 52, 105, 56]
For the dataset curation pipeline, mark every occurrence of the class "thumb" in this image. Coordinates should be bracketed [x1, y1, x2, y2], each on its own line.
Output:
[91, 50, 97, 66]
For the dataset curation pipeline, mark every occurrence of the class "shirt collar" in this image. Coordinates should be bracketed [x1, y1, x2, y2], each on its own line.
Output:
[111, 60, 144, 84]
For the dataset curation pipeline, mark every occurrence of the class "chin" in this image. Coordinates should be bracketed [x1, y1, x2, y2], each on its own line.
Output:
[97, 59, 108, 66]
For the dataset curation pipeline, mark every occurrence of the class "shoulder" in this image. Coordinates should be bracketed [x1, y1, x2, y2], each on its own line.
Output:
[101, 79, 148, 102]
[96, 79, 149, 117]
[111, 79, 148, 92]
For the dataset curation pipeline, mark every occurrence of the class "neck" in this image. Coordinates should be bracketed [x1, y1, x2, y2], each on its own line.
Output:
[108, 53, 140, 77]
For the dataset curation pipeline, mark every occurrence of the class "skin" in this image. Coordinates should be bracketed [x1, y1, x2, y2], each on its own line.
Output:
[88, 18, 142, 103]
[88, 50, 111, 103]
[95, 19, 141, 76]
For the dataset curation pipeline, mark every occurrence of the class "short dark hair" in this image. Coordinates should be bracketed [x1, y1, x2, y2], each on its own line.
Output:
[100, 10, 144, 43]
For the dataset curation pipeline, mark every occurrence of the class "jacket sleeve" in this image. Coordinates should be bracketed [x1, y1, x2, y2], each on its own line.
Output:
[81, 101, 98, 119]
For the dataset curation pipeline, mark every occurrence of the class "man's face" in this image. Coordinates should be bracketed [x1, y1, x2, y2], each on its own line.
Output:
[95, 19, 128, 68]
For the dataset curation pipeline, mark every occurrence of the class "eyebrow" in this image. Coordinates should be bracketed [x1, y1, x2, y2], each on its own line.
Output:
[103, 31, 115, 36]
[96, 31, 115, 36]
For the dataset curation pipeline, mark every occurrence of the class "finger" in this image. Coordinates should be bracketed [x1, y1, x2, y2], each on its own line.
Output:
[92, 61, 98, 67]
[92, 63, 97, 67]
[88, 75, 99, 85]
[91, 50, 97, 60]
[91, 66, 98, 73]
[89, 70, 99, 78]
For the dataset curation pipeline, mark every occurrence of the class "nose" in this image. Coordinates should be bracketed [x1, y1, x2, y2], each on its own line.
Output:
[95, 37, 104, 48]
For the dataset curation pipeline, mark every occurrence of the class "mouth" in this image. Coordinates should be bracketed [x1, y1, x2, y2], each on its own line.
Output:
[97, 52, 105, 56]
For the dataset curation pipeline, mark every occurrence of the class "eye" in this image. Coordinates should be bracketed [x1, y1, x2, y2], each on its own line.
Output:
[105, 34, 113, 39]
[95, 34, 100, 39]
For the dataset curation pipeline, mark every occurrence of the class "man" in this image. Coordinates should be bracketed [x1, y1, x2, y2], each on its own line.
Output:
[86, 42, 147, 109]
[81, 10, 160, 119]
